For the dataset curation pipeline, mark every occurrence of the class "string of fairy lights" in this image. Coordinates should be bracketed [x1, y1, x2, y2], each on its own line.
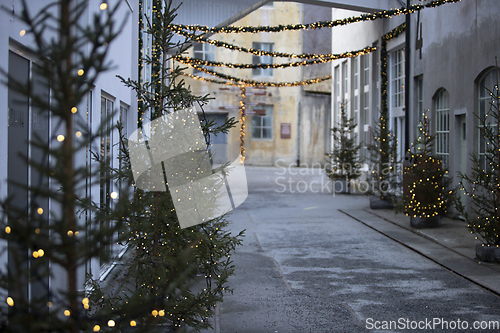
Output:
[174, 46, 376, 69]
[180, 71, 332, 88]
[182, 65, 332, 87]
[239, 87, 246, 161]
[370, 22, 406, 201]
[173, 28, 373, 59]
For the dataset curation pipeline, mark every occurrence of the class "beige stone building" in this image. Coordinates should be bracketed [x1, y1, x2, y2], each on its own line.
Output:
[180, 2, 331, 166]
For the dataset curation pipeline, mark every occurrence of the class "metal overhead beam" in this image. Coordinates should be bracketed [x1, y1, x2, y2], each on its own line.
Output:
[283, 0, 402, 13]
[172, 0, 402, 30]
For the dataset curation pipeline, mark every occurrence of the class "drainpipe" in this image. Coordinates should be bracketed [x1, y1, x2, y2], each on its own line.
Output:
[297, 101, 301, 167]
[297, 4, 303, 167]
[404, 0, 411, 152]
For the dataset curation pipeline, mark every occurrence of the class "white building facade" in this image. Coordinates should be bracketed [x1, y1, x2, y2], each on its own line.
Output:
[330, 0, 500, 210]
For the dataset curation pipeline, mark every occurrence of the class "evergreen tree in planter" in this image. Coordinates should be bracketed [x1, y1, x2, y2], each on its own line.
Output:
[85, 0, 244, 331]
[0, 0, 243, 332]
[457, 69, 500, 262]
[0, 1, 152, 331]
[366, 115, 400, 209]
[325, 102, 362, 193]
[399, 112, 454, 228]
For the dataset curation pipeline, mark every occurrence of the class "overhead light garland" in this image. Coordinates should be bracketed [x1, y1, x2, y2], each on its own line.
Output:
[169, 0, 460, 34]
[180, 67, 331, 87]
[380, 23, 406, 123]
[239, 87, 246, 161]
[173, 28, 372, 59]
[174, 46, 376, 69]
[367, 22, 406, 202]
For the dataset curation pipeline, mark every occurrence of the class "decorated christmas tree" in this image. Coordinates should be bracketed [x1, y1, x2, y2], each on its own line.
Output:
[457, 69, 500, 248]
[0, 1, 138, 331]
[0, 0, 243, 332]
[325, 101, 362, 192]
[87, 0, 244, 331]
[399, 112, 453, 227]
[366, 23, 405, 208]
[366, 114, 400, 206]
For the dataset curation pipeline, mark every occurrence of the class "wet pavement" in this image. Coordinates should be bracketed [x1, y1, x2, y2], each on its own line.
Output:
[201, 166, 500, 333]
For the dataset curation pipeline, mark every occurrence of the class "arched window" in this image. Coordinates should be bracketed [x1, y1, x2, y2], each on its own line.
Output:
[434, 89, 449, 168]
[478, 69, 499, 171]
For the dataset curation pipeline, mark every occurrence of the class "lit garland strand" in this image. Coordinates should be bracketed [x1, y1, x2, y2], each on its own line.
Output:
[380, 23, 406, 120]
[181, 65, 331, 87]
[174, 46, 376, 69]
[239, 87, 246, 162]
[368, 22, 406, 201]
[169, 0, 460, 34]
[172, 27, 374, 59]
[403, 113, 447, 218]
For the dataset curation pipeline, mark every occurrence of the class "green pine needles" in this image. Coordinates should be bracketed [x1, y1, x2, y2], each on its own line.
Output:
[366, 114, 400, 203]
[0, 0, 243, 332]
[400, 112, 453, 218]
[326, 101, 362, 183]
[457, 69, 500, 246]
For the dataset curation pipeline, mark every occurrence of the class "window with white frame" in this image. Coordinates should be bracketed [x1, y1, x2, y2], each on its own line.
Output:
[119, 103, 129, 175]
[353, 57, 359, 122]
[416, 76, 424, 123]
[342, 60, 348, 99]
[435, 89, 449, 168]
[362, 54, 369, 126]
[353, 57, 359, 91]
[334, 65, 340, 151]
[100, 94, 114, 261]
[391, 48, 405, 108]
[363, 54, 370, 87]
[252, 42, 273, 76]
[373, 42, 380, 111]
[478, 69, 499, 171]
[193, 43, 215, 73]
[334, 65, 340, 111]
[251, 105, 273, 139]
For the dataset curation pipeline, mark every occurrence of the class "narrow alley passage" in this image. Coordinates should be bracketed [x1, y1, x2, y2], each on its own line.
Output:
[208, 166, 500, 333]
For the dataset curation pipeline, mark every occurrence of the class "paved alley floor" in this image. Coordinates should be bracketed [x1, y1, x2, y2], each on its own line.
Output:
[203, 166, 500, 333]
